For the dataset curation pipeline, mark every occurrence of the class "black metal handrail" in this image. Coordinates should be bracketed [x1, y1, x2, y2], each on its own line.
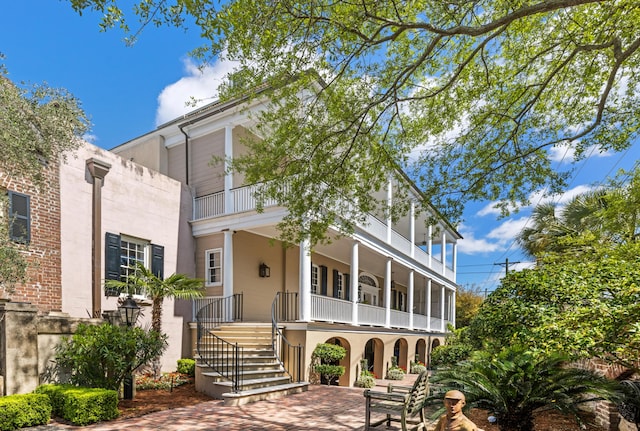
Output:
[271, 292, 304, 383]
[196, 294, 244, 392]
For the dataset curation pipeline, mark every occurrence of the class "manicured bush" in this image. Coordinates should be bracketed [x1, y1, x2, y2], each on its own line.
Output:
[312, 343, 347, 385]
[177, 358, 196, 377]
[386, 367, 405, 380]
[354, 369, 376, 388]
[0, 393, 51, 431]
[410, 361, 427, 374]
[35, 384, 119, 426]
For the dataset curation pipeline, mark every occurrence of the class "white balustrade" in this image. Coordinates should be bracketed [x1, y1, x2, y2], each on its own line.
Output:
[390, 309, 410, 328]
[310, 294, 352, 323]
[193, 192, 224, 219]
[357, 303, 386, 326]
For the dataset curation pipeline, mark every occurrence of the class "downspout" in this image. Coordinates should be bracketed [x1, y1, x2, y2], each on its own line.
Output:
[179, 125, 189, 186]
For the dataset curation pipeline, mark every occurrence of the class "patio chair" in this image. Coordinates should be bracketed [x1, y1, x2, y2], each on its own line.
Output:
[363, 371, 429, 431]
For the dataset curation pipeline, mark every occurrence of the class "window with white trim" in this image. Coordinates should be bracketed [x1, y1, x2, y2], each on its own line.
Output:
[311, 265, 319, 294]
[205, 248, 223, 286]
[336, 271, 343, 299]
[120, 236, 149, 289]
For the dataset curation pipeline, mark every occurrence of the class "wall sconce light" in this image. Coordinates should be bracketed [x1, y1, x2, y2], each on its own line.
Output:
[259, 262, 271, 278]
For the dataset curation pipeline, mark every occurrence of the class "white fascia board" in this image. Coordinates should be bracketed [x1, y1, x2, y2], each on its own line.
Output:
[190, 207, 288, 237]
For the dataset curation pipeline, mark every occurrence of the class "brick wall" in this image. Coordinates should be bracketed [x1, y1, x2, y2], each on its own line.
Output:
[0, 159, 62, 313]
[576, 358, 640, 431]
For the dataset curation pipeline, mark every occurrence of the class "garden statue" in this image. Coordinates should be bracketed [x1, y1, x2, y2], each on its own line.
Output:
[433, 390, 483, 431]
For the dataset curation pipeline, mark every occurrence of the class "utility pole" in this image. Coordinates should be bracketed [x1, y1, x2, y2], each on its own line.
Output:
[494, 258, 520, 276]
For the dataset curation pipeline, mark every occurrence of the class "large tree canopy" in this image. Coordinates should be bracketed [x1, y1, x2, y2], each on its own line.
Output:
[0, 58, 89, 292]
[68, 0, 640, 244]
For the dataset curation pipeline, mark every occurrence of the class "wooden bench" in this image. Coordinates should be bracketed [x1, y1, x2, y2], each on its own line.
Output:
[364, 371, 429, 431]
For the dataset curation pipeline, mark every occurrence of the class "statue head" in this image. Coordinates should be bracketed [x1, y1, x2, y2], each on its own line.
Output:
[443, 390, 466, 416]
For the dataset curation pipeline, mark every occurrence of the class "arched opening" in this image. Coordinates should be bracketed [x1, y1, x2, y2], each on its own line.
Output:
[428, 338, 441, 369]
[415, 339, 427, 365]
[393, 338, 409, 371]
[364, 338, 384, 379]
[321, 337, 351, 386]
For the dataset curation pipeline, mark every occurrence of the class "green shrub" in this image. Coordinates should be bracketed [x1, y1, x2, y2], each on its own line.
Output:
[0, 393, 51, 431]
[410, 361, 427, 374]
[312, 343, 347, 385]
[177, 358, 196, 377]
[354, 370, 376, 388]
[430, 343, 473, 367]
[53, 323, 167, 391]
[35, 384, 119, 426]
[386, 367, 405, 380]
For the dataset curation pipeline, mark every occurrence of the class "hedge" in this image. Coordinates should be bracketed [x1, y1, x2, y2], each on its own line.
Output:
[0, 393, 52, 431]
[35, 384, 119, 426]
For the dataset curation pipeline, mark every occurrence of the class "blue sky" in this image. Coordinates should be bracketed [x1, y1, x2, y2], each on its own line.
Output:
[2, 1, 638, 294]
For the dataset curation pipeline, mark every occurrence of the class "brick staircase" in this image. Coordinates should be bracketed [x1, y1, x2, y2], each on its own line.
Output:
[195, 323, 308, 406]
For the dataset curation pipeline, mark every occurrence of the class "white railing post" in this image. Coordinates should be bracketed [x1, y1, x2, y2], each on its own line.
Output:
[299, 236, 311, 322]
[351, 241, 359, 326]
[384, 258, 392, 328]
[408, 270, 414, 330]
[224, 125, 234, 214]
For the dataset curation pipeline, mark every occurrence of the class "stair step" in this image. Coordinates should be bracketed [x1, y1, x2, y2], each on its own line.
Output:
[214, 376, 290, 391]
[221, 382, 309, 406]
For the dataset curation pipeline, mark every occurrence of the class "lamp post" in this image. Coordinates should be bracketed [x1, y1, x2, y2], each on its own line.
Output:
[118, 295, 140, 400]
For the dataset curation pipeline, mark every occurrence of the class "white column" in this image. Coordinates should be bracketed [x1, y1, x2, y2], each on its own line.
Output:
[224, 125, 234, 214]
[451, 288, 457, 328]
[440, 285, 446, 332]
[223, 230, 234, 298]
[299, 237, 312, 322]
[408, 270, 414, 330]
[426, 279, 432, 331]
[351, 240, 359, 326]
[384, 258, 392, 328]
[223, 229, 234, 322]
[410, 201, 416, 259]
[452, 242, 458, 282]
[386, 178, 393, 244]
[441, 231, 447, 275]
[427, 225, 433, 268]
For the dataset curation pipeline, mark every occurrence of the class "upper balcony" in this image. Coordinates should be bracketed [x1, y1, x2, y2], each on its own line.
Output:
[193, 183, 456, 282]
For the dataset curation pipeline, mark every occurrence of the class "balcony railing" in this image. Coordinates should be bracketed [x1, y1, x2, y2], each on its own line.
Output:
[308, 294, 450, 332]
[193, 184, 455, 280]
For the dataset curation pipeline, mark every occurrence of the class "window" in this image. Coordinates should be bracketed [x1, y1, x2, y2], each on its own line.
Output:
[8, 191, 30, 243]
[311, 265, 319, 294]
[335, 271, 343, 299]
[104, 232, 163, 296]
[205, 248, 222, 286]
[120, 236, 148, 282]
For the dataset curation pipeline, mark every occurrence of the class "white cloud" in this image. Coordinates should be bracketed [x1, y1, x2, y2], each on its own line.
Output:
[549, 143, 613, 163]
[457, 233, 502, 255]
[477, 183, 598, 217]
[485, 217, 528, 243]
[155, 56, 239, 126]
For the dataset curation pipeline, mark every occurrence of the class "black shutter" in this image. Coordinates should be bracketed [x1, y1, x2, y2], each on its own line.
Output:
[104, 232, 121, 296]
[392, 290, 397, 309]
[332, 269, 340, 298]
[344, 273, 350, 301]
[320, 265, 328, 296]
[151, 244, 164, 279]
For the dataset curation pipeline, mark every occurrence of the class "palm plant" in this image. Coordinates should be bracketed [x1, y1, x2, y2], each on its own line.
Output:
[105, 262, 204, 334]
[428, 346, 620, 431]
